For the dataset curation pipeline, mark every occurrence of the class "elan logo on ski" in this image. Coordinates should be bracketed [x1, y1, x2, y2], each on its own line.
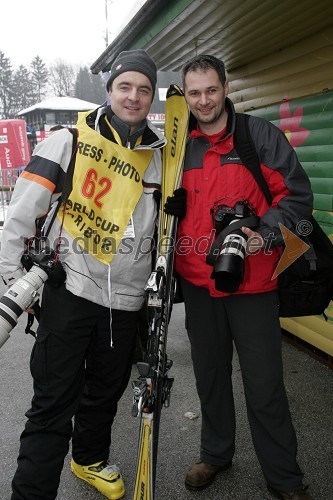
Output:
[170, 117, 179, 158]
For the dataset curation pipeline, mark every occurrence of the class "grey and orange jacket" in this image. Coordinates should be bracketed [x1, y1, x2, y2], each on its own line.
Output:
[174, 97, 313, 296]
[0, 106, 166, 310]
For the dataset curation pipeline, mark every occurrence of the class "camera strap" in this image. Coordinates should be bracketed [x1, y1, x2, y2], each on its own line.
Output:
[25, 302, 41, 338]
[44, 128, 79, 239]
[206, 215, 259, 266]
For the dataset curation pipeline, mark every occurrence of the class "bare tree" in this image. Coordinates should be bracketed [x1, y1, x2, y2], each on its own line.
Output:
[49, 59, 75, 97]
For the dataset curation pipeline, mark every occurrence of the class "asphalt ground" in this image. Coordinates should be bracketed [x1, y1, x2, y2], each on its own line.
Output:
[0, 284, 332, 500]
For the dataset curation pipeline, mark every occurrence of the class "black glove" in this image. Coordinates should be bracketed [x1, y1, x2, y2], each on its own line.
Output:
[153, 189, 162, 208]
[164, 188, 187, 219]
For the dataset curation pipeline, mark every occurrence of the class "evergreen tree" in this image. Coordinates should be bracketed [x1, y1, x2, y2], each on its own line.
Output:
[11, 65, 35, 116]
[75, 67, 92, 100]
[30, 55, 49, 102]
[91, 72, 107, 104]
[74, 66, 106, 104]
[0, 53, 108, 120]
[0, 51, 14, 118]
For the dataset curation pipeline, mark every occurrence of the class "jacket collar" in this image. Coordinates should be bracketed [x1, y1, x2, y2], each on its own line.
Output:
[85, 105, 166, 150]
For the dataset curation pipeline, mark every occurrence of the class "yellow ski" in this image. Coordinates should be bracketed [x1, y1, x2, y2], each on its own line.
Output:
[133, 413, 153, 500]
[132, 84, 189, 500]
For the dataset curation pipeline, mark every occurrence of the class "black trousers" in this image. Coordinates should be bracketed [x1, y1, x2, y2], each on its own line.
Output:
[180, 278, 304, 492]
[12, 284, 138, 500]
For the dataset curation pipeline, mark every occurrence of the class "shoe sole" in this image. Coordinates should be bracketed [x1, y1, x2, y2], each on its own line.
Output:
[71, 464, 125, 500]
[267, 484, 310, 500]
[185, 462, 232, 491]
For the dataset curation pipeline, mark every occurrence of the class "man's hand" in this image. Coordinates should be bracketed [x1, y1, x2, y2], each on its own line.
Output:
[164, 188, 187, 219]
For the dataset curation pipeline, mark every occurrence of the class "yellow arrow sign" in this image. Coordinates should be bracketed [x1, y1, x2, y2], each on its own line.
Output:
[272, 223, 310, 279]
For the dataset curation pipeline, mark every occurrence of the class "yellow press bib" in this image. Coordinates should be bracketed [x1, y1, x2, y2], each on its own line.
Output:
[59, 111, 153, 265]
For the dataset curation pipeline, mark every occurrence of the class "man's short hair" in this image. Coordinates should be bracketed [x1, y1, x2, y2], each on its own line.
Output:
[49, 124, 64, 132]
[181, 55, 226, 87]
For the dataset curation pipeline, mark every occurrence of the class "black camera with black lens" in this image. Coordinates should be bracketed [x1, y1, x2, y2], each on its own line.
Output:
[213, 201, 253, 236]
[0, 248, 66, 348]
[207, 200, 258, 293]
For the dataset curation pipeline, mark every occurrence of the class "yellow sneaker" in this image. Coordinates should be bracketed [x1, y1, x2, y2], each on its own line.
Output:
[71, 458, 125, 499]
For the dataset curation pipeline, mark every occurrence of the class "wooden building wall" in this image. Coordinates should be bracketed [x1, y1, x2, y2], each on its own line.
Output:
[228, 26, 333, 112]
[228, 26, 333, 354]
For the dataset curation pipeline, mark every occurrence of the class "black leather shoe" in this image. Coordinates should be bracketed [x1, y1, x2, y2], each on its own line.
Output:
[268, 484, 313, 499]
[185, 459, 232, 491]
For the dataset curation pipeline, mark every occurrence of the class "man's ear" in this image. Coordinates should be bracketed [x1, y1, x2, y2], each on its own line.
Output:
[224, 81, 229, 96]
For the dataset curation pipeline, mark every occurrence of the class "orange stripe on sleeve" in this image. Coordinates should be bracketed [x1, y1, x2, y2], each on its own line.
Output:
[20, 171, 56, 192]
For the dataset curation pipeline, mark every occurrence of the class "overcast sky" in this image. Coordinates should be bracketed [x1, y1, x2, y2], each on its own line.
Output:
[0, 0, 145, 70]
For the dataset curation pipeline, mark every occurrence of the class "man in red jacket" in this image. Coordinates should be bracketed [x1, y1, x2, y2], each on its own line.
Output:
[174, 54, 313, 500]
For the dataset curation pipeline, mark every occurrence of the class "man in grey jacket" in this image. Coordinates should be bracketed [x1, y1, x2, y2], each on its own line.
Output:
[0, 50, 171, 500]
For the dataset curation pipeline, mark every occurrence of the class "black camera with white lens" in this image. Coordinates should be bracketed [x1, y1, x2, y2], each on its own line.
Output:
[206, 200, 259, 293]
[0, 248, 65, 348]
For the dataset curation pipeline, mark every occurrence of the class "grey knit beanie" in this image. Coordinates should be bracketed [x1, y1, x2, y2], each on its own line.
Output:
[106, 49, 157, 96]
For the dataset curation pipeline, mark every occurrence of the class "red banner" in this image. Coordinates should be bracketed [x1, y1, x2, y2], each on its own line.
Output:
[0, 119, 30, 169]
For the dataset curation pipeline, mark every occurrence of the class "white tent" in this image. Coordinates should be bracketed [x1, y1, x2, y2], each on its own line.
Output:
[17, 96, 99, 116]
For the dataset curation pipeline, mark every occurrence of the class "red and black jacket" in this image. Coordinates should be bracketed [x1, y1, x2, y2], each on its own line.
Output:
[174, 98, 313, 296]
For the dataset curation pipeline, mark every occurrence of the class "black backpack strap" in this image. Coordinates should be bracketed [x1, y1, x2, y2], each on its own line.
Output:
[44, 128, 78, 238]
[234, 113, 272, 206]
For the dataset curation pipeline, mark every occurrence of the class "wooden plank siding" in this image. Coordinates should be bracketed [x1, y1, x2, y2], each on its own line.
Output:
[252, 92, 333, 336]
[247, 92, 333, 215]
[228, 26, 333, 112]
[227, 31, 333, 348]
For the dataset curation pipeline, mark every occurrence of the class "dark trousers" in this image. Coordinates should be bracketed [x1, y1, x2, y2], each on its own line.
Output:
[181, 278, 304, 491]
[12, 284, 138, 500]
